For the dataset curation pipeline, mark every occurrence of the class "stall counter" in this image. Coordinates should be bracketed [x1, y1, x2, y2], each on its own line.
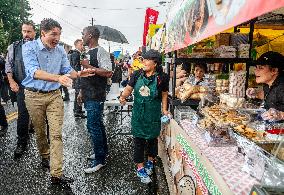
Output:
[158, 119, 259, 195]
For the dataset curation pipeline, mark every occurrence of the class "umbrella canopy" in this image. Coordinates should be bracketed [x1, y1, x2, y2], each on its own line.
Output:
[94, 25, 129, 44]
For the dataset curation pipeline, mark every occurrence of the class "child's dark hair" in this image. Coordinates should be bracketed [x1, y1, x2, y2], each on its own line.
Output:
[194, 63, 207, 73]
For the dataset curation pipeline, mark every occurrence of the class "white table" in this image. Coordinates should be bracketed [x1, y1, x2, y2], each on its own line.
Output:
[104, 96, 133, 138]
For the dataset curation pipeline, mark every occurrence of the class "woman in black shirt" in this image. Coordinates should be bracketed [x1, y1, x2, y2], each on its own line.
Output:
[119, 49, 169, 184]
[246, 51, 284, 121]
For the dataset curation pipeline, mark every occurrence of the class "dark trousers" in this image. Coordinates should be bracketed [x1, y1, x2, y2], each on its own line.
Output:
[73, 88, 82, 113]
[85, 101, 108, 164]
[134, 137, 158, 164]
[0, 104, 8, 127]
[16, 88, 30, 145]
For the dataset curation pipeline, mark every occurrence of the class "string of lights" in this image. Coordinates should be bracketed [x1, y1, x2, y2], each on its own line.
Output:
[31, 0, 82, 31]
[37, 0, 160, 11]
[66, 0, 92, 22]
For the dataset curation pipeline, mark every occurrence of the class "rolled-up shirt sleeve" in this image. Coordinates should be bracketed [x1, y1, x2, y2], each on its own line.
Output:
[5, 44, 14, 74]
[60, 48, 73, 74]
[22, 43, 40, 78]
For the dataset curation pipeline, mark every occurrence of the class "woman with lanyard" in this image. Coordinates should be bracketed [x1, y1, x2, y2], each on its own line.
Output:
[246, 51, 284, 121]
[119, 49, 170, 184]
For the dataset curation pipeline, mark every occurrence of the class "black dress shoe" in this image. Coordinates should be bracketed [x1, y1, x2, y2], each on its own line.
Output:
[41, 157, 50, 169]
[0, 126, 8, 137]
[51, 175, 74, 185]
[14, 144, 27, 158]
[74, 113, 87, 118]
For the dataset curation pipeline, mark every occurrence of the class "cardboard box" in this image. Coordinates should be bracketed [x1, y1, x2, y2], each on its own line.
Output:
[215, 33, 231, 47]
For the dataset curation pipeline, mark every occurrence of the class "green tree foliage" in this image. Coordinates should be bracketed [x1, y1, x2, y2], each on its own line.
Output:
[0, 0, 32, 53]
[0, 20, 8, 53]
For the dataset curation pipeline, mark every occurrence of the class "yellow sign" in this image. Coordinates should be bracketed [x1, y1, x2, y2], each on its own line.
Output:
[148, 24, 162, 37]
[131, 59, 144, 71]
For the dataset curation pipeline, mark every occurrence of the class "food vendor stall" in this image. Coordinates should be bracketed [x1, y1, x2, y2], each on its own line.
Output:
[153, 0, 284, 194]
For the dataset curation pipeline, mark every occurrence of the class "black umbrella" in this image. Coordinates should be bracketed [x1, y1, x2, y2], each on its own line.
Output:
[94, 25, 129, 44]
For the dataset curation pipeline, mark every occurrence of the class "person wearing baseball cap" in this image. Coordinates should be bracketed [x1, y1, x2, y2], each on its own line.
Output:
[119, 49, 170, 184]
[246, 51, 284, 121]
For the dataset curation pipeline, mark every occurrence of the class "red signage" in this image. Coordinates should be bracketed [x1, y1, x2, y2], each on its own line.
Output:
[165, 0, 284, 52]
[143, 8, 159, 46]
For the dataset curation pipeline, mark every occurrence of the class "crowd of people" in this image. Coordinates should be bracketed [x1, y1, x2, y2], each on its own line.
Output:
[0, 18, 170, 187]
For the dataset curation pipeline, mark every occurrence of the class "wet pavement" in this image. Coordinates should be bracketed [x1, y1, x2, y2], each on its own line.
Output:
[0, 92, 169, 195]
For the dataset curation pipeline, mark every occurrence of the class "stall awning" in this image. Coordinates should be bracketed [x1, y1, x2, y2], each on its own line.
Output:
[165, 0, 284, 52]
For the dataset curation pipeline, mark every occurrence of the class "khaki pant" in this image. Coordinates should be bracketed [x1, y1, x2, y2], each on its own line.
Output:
[24, 89, 64, 177]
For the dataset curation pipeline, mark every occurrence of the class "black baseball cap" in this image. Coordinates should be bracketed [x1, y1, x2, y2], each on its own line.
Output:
[142, 49, 162, 65]
[255, 51, 284, 71]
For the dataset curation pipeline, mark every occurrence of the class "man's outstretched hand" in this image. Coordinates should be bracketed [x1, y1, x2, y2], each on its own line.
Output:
[78, 68, 96, 77]
[58, 75, 73, 87]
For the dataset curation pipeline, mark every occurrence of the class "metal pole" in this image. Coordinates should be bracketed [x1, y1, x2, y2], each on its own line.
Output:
[91, 18, 94, 26]
[234, 26, 239, 33]
[245, 18, 256, 90]
[165, 53, 170, 75]
[248, 19, 256, 59]
[171, 51, 177, 116]
[172, 51, 177, 100]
